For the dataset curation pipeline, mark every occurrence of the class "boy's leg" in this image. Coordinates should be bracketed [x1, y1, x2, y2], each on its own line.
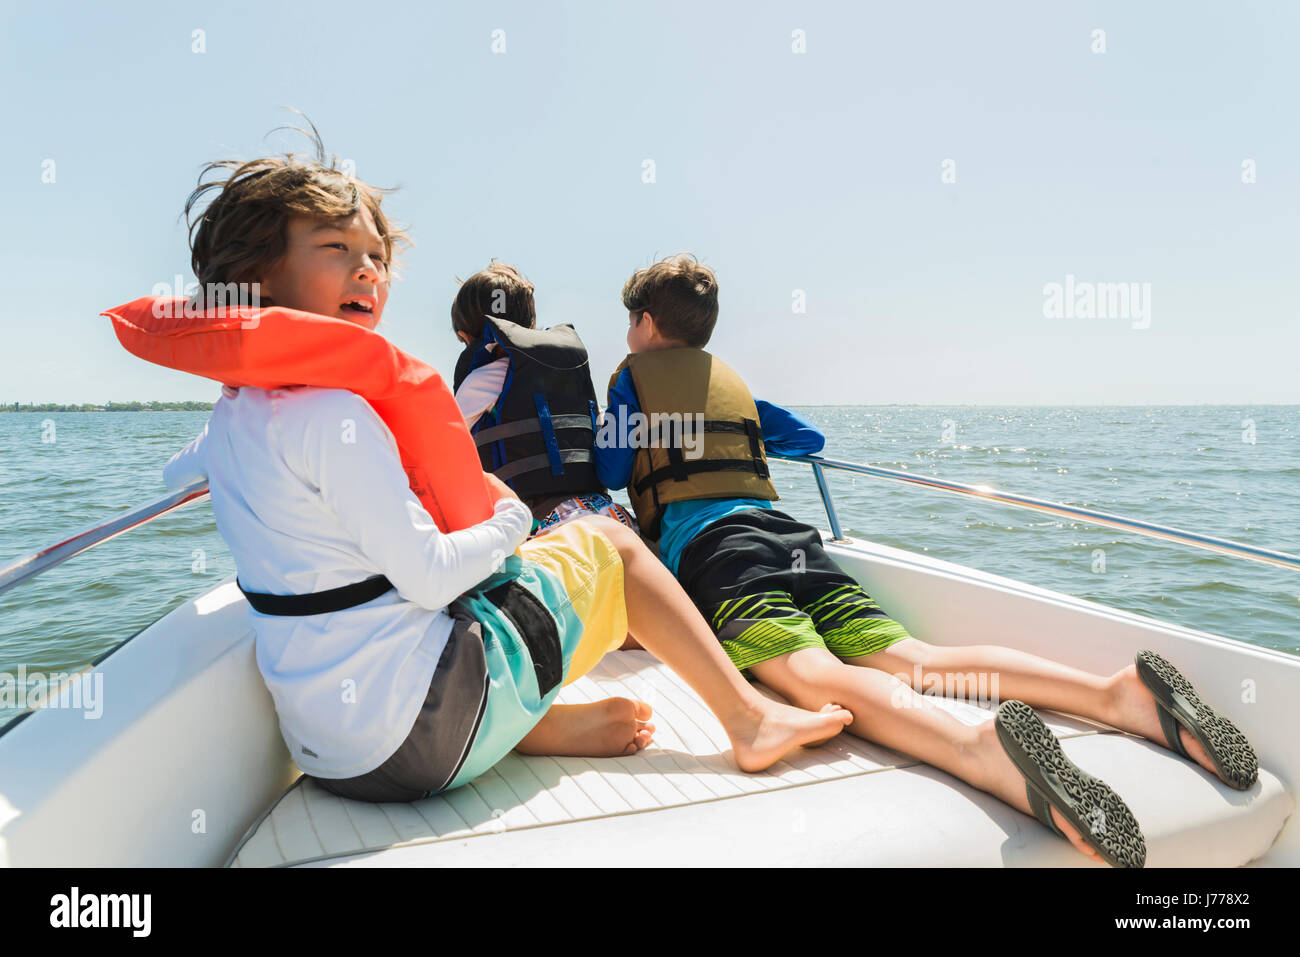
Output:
[512, 516, 852, 770]
[748, 648, 1107, 864]
[669, 511, 1108, 862]
[799, 560, 1116, 718]
[853, 638, 1221, 779]
[787, 524, 1223, 781]
[576, 516, 853, 769]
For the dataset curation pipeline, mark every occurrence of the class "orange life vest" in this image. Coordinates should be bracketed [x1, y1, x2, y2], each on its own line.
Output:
[103, 295, 499, 533]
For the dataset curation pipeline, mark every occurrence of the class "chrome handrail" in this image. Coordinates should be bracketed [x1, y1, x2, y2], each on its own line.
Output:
[0, 482, 210, 597]
[769, 453, 1300, 573]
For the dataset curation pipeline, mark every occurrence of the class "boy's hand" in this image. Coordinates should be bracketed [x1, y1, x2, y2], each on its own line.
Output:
[484, 471, 521, 503]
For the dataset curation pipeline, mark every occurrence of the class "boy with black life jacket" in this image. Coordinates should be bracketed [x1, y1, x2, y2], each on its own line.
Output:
[451, 262, 636, 536]
[125, 131, 853, 803]
[597, 254, 1258, 867]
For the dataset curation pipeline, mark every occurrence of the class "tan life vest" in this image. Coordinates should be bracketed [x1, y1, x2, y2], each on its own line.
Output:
[609, 348, 778, 540]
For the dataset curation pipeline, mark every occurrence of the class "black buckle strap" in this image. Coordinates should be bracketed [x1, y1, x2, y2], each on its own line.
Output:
[743, 419, 769, 478]
[238, 574, 395, 617]
[666, 418, 689, 483]
[634, 458, 774, 495]
[643, 418, 748, 445]
[647, 480, 664, 542]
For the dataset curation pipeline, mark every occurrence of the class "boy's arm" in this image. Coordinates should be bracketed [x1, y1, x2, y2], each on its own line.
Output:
[453, 354, 509, 430]
[295, 391, 532, 611]
[594, 367, 641, 490]
[754, 399, 826, 456]
[163, 422, 210, 491]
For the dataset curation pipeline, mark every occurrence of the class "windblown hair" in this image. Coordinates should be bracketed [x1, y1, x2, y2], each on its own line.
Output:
[451, 261, 537, 339]
[184, 115, 409, 292]
[621, 254, 719, 347]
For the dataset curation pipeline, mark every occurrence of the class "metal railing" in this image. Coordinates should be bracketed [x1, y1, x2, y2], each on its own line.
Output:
[0, 482, 210, 597]
[769, 453, 1300, 573]
[3, 451, 1298, 600]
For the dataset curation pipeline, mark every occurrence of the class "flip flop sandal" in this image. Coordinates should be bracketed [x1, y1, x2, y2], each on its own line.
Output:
[1135, 649, 1259, 790]
[995, 699, 1147, 868]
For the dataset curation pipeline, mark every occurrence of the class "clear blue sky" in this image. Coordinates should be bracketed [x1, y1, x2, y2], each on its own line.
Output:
[2, 0, 1296, 405]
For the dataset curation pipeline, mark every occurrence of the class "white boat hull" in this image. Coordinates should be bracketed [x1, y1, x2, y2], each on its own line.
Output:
[1, 535, 1294, 867]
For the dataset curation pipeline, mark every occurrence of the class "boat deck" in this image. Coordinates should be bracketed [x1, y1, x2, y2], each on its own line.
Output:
[228, 650, 1293, 868]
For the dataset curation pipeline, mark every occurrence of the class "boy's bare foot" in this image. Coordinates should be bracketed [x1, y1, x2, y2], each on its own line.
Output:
[1104, 665, 1219, 780]
[805, 703, 852, 748]
[727, 701, 854, 773]
[515, 698, 655, 758]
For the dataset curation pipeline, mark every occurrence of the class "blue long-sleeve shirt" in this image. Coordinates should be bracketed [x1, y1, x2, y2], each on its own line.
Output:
[596, 366, 825, 576]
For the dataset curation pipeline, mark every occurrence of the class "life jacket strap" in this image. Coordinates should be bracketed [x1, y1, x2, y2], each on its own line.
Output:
[743, 418, 770, 479]
[533, 394, 564, 476]
[472, 414, 594, 447]
[633, 416, 770, 495]
[633, 458, 773, 495]
[643, 418, 752, 443]
[495, 449, 595, 482]
[238, 574, 394, 616]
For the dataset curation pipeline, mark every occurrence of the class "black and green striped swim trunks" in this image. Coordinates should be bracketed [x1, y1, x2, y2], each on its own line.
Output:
[675, 508, 914, 671]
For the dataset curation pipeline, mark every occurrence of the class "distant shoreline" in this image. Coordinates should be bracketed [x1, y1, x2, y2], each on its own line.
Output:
[2, 401, 1295, 413]
[1, 402, 216, 413]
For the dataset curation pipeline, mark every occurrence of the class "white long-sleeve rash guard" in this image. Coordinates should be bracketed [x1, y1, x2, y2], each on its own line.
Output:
[454, 353, 509, 430]
[164, 384, 532, 778]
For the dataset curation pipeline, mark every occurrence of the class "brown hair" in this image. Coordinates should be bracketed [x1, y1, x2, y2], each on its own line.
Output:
[621, 254, 719, 347]
[184, 117, 409, 294]
[451, 261, 537, 339]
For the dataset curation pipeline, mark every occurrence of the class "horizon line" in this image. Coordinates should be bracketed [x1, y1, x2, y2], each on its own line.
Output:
[5, 400, 1299, 410]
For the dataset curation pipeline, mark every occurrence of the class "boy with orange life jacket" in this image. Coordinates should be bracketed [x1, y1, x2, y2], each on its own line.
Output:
[108, 133, 853, 803]
[450, 262, 636, 536]
[596, 253, 1259, 867]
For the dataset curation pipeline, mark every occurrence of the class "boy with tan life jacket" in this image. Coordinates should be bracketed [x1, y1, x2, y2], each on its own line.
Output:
[595, 253, 1260, 868]
[110, 131, 855, 805]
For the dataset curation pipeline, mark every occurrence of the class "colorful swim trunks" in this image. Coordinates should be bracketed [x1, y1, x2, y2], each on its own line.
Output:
[533, 492, 638, 537]
[307, 520, 628, 802]
[675, 508, 914, 671]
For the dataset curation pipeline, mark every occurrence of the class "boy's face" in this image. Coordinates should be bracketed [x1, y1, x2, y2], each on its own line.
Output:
[260, 206, 390, 328]
[626, 310, 655, 353]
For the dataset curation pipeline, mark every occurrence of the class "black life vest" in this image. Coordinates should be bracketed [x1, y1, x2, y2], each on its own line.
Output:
[454, 317, 604, 500]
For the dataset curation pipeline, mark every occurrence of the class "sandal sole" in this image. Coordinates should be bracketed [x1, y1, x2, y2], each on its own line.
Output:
[1135, 650, 1258, 790]
[995, 700, 1146, 868]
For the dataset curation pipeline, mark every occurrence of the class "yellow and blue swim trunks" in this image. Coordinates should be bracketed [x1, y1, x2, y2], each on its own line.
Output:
[445, 518, 628, 789]
[309, 519, 627, 803]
